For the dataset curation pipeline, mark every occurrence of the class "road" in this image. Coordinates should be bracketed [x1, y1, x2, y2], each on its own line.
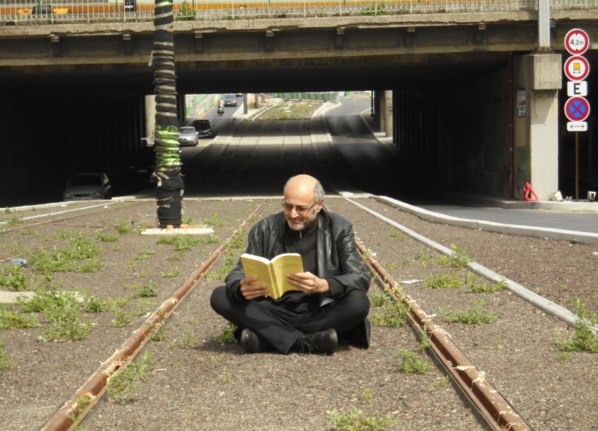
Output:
[180, 97, 417, 199]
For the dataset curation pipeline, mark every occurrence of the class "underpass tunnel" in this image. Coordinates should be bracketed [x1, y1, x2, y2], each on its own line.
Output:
[0, 91, 147, 206]
[0, 50, 595, 207]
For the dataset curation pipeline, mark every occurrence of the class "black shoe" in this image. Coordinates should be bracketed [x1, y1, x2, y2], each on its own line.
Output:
[348, 318, 371, 349]
[293, 328, 338, 355]
[240, 328, 266, 354]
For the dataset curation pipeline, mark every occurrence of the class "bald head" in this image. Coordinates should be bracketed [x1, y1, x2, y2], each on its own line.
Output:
[283, 175, 325, 202]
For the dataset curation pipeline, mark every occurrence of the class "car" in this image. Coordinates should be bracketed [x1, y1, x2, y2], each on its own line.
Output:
[179, 126, 198, 146]
[222, 94, 237, 107]
[63, 173, 112, 200]
[193, 119, 214, 138]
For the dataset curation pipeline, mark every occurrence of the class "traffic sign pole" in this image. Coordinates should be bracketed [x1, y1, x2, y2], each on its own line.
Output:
[564, 28, 590, 201]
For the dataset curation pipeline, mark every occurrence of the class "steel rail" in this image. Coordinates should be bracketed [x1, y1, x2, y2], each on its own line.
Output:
[356, 237, 533, 431]
[39, 200, 267, 431]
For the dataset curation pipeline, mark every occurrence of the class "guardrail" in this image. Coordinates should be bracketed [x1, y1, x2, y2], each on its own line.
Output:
[0, 0, 595, 24]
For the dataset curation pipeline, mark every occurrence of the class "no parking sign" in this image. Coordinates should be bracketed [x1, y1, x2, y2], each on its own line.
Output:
[564, 29, 590, 132]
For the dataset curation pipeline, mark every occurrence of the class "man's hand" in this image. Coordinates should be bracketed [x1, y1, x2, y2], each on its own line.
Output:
[240, 277, 268, 300]
[286, 272, 330, 294]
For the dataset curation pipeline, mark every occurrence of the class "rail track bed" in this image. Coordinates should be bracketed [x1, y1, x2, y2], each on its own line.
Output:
[1, 197, 596, 430]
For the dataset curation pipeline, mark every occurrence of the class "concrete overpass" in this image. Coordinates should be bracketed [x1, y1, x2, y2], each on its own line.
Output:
[1, 7, 597, 205]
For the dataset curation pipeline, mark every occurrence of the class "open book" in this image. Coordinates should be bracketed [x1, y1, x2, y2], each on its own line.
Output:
[240, 253, 304, 300]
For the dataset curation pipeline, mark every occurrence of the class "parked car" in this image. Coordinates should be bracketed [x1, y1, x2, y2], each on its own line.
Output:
[179, 126, 198, 146]
[63, 173, 112, 200]
[193, 119, 214, 138]
[222, 94, 237, 107]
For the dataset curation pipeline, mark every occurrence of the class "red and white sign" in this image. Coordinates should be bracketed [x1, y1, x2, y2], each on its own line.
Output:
[564, 56, 590, 81]
[564, 96, 591, 122]
[565, 28, 590, 55]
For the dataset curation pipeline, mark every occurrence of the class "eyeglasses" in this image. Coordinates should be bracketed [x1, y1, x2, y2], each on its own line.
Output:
[281, 200, 318, 215]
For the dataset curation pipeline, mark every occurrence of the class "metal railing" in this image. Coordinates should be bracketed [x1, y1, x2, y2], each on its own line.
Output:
[0, 0, 596, 24]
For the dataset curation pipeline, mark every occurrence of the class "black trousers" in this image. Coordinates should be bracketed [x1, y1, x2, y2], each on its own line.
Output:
[210, 286, 370, 354]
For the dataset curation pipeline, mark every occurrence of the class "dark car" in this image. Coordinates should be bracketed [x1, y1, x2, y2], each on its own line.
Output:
[193, 119, 214, 138]
[222, 94, 237, 107]
[63, 173, 112, 200]
[179, 126, 198, 146]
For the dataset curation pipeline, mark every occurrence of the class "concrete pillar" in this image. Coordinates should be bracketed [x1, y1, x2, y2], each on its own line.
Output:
[374, 90, 383, 131]
[144, 95, 156, 144]
[529, 90, 560, 199]
[384, 90, 393, 138]
[526, 54, 562, 200]
[513, 54, 562, 200]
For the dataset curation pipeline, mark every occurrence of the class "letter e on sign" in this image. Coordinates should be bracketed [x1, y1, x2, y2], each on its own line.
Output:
[567, 81, 588, 97]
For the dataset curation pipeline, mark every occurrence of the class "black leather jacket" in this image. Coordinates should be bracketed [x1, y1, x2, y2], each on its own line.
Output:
[224, 209, 371, 303]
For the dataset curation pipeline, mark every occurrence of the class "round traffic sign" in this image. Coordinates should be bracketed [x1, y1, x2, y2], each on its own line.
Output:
[564, 96, 590, 122]
[565, 28, 590, 55]
[564, 55, 590, 81]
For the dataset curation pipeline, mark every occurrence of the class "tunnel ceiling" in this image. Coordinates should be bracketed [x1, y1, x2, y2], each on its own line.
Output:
[2, 52, 513, 97]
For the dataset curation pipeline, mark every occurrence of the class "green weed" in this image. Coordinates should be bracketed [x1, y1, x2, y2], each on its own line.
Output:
[0, 340, 17, 370]
[396, 349, 432, 374]
[428, 376, 450, 391]
[417, 331, 432, 352]
[438, 300, 498, 325]
[371, 300, 408, 328]
[423, 272, 462, 289]
[389, 229, 405, 240]
[211, 322, 237, 345]
[0, 308, 39, 329]
[134, 249, 155, 260]
[107, 297, 129, 308]
[29, 237, 102, 275]
[204, 212, 226, 227]
[97, 232, 120, 242]
[155, 235, 200, 251]
[149, 311, 170, 342]
[35, 289, 91, 342]
[556, 352, 571, 360]
[436, 244, 473, 269]
[555, 297, 598, 353]
[326, 408, 396, 430]
[131, 280, 158, 298]
[111, 308, 134, 327]
[414, 250, 433, 265]
[6, 216, 24, 227]
[161, 267, 180, 278]
[67, 396, 92, 425]
[52, 229, 83, 241]
[468, 273, 508, 293]
[107, 352, 154, 404]
[83, 294, 108, 313]
[116, 222, 134, 234]
[369, 291, 391, 308]
[0, 264, 28, 291]
[178, 319, 202, 348]
[199, 234, 221, 244]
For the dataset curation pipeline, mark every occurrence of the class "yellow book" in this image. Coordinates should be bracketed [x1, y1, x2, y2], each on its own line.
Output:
[240, 253, 304, 300]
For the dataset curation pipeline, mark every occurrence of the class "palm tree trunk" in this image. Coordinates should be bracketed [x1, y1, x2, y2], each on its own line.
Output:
[150, 0, 184, 228]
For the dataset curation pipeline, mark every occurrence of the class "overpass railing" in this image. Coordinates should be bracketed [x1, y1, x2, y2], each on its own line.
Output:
[0, 0, 595, 24]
